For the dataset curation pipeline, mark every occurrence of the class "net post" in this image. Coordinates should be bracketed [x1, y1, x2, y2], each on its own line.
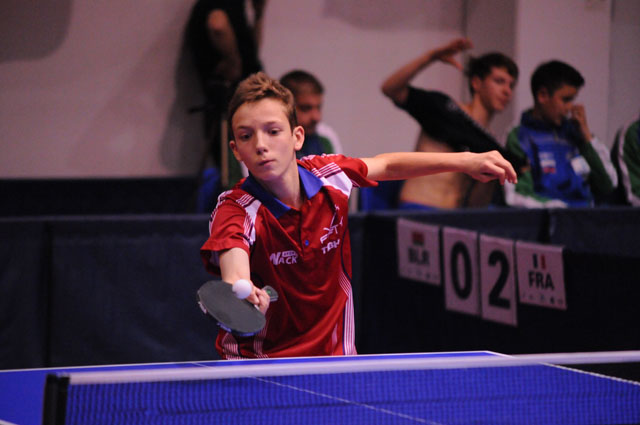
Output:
[42, 374, 69, 425]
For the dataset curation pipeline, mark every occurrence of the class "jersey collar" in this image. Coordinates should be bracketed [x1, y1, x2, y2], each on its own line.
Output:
[242, 164, 323, 218]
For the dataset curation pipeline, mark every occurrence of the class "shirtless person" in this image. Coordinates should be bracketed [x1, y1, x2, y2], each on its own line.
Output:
[381, 38, 522, 209]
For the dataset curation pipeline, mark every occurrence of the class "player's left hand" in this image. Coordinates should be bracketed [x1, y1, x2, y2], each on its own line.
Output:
[465, 151, 517, 185]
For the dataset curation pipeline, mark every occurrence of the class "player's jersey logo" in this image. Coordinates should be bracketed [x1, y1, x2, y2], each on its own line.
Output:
[270, 250, 298, 265]
[320, 206, 343, 254]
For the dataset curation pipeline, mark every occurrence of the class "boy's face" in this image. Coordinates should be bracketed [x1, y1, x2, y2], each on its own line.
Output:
[535, 83, 579, 126]
[535, 84, 578, 126]
[230, 98, 304, 184]
[472, 66, 516, 113]
[294, 90, 323, 137]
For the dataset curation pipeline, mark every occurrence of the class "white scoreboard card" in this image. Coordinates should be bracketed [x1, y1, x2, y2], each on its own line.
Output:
[479, 234, 517, 326]
[396, 218, 441, 285]
[516, 240, 566, 310]
[443, 227, 480, 316]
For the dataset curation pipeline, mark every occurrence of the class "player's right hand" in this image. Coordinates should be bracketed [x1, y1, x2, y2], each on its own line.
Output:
[246, 285, 271, 314]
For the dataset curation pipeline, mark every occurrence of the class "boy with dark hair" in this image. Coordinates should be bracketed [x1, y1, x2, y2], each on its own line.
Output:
[200, 72, 517, 359]
[280, 69, 343, 158]
[529, 60, 584, 101]
[504, 60, 616, 208]
[381, 38, 522, 210]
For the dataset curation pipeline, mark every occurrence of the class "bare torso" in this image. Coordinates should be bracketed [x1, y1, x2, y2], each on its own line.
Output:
[399, 132, 496, 208]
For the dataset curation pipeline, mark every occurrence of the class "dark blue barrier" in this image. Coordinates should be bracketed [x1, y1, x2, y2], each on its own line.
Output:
[0, 220, 49, 369]
[389, 207, 548, 241]
[356, 208, 544, 354]
[46, 216, 216, 367]
[0, 177, 199, 216]
[355, 208, 640, 355]
[0, 207, 639, 369]
[0, 215, 219, 369]
[548, 207, 639, 257]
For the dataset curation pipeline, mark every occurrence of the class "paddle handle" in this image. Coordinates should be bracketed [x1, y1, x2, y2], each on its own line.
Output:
[263, 285, 278, 302]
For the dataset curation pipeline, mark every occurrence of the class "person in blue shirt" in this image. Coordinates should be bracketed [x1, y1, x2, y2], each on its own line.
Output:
[504, 60, 617, 208]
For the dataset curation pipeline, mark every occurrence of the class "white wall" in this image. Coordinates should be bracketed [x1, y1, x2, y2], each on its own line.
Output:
[0, 0, 204, 177]
[0, 0, 466, 177]
[513, 0, 612, 142]
[0, 0, 638, 178]
[464, 0, 517, 140]
[261, 0, 465, 159]
[607, 0, 640, 144]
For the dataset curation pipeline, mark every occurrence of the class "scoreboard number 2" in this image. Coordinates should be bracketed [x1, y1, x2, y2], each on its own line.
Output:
[480, 235, 517, 326]
[487, 250, 510, 309]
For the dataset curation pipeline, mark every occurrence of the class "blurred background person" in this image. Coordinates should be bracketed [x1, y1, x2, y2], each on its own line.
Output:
[280, 70, 343, 158]
[504, 60, 617, 208]
[381, 38, 521, 210]
[186, 0, 267, 211]
[612, 115, 640, 206]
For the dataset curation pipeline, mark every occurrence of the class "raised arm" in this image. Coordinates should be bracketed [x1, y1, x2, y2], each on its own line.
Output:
[206, 9, 243, 82]
[251, 0, 268, 48]
[380, 38, 473, 105]
[361, 150, 517, 185]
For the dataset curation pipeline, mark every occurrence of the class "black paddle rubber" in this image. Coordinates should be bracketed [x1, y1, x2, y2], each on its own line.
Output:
[197, 280, 277, 336]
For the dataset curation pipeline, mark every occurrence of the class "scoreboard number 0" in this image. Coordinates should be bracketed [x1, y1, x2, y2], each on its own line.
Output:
[444, 228, 479, 316]
[450, 242, 473, 299]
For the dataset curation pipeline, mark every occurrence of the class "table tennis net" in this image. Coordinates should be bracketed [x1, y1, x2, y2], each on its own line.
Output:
[43, 351, 640, 425]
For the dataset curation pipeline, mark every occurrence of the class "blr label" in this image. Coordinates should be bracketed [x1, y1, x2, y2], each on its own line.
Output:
[409, 245, 429, 265]
[396, 218, 441, 285]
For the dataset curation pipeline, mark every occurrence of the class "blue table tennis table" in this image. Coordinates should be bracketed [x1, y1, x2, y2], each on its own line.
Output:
[1, 351, 639, 425]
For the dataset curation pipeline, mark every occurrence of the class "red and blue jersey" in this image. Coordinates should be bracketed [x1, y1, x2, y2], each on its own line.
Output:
[200, 154, 377, 359]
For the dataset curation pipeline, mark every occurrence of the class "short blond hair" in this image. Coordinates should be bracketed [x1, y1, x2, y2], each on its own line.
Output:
[227, 72, 297, 135]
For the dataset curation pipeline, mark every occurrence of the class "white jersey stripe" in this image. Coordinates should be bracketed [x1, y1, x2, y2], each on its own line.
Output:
[221, 332, 241, 360]
[253, 315, 270, 358]
[324, 172, 354, 197]
[310, 163, 353, 197]
[243, 198, 260, 244]
[338, 271, 356, 355]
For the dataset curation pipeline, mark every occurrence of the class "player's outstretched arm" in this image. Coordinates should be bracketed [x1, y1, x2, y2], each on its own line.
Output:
[381, 37, 473, 105]
[218, 247, 270, 313]
[362, 150, 517, 185]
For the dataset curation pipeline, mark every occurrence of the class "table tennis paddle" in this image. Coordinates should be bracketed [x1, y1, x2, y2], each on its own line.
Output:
[197, 280, 278, 337]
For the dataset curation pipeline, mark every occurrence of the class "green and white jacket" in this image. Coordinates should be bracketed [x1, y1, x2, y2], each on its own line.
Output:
[614, 119, 640, 206]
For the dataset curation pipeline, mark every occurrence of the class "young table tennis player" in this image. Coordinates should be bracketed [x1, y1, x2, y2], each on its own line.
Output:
[200, 72, 517, 359]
